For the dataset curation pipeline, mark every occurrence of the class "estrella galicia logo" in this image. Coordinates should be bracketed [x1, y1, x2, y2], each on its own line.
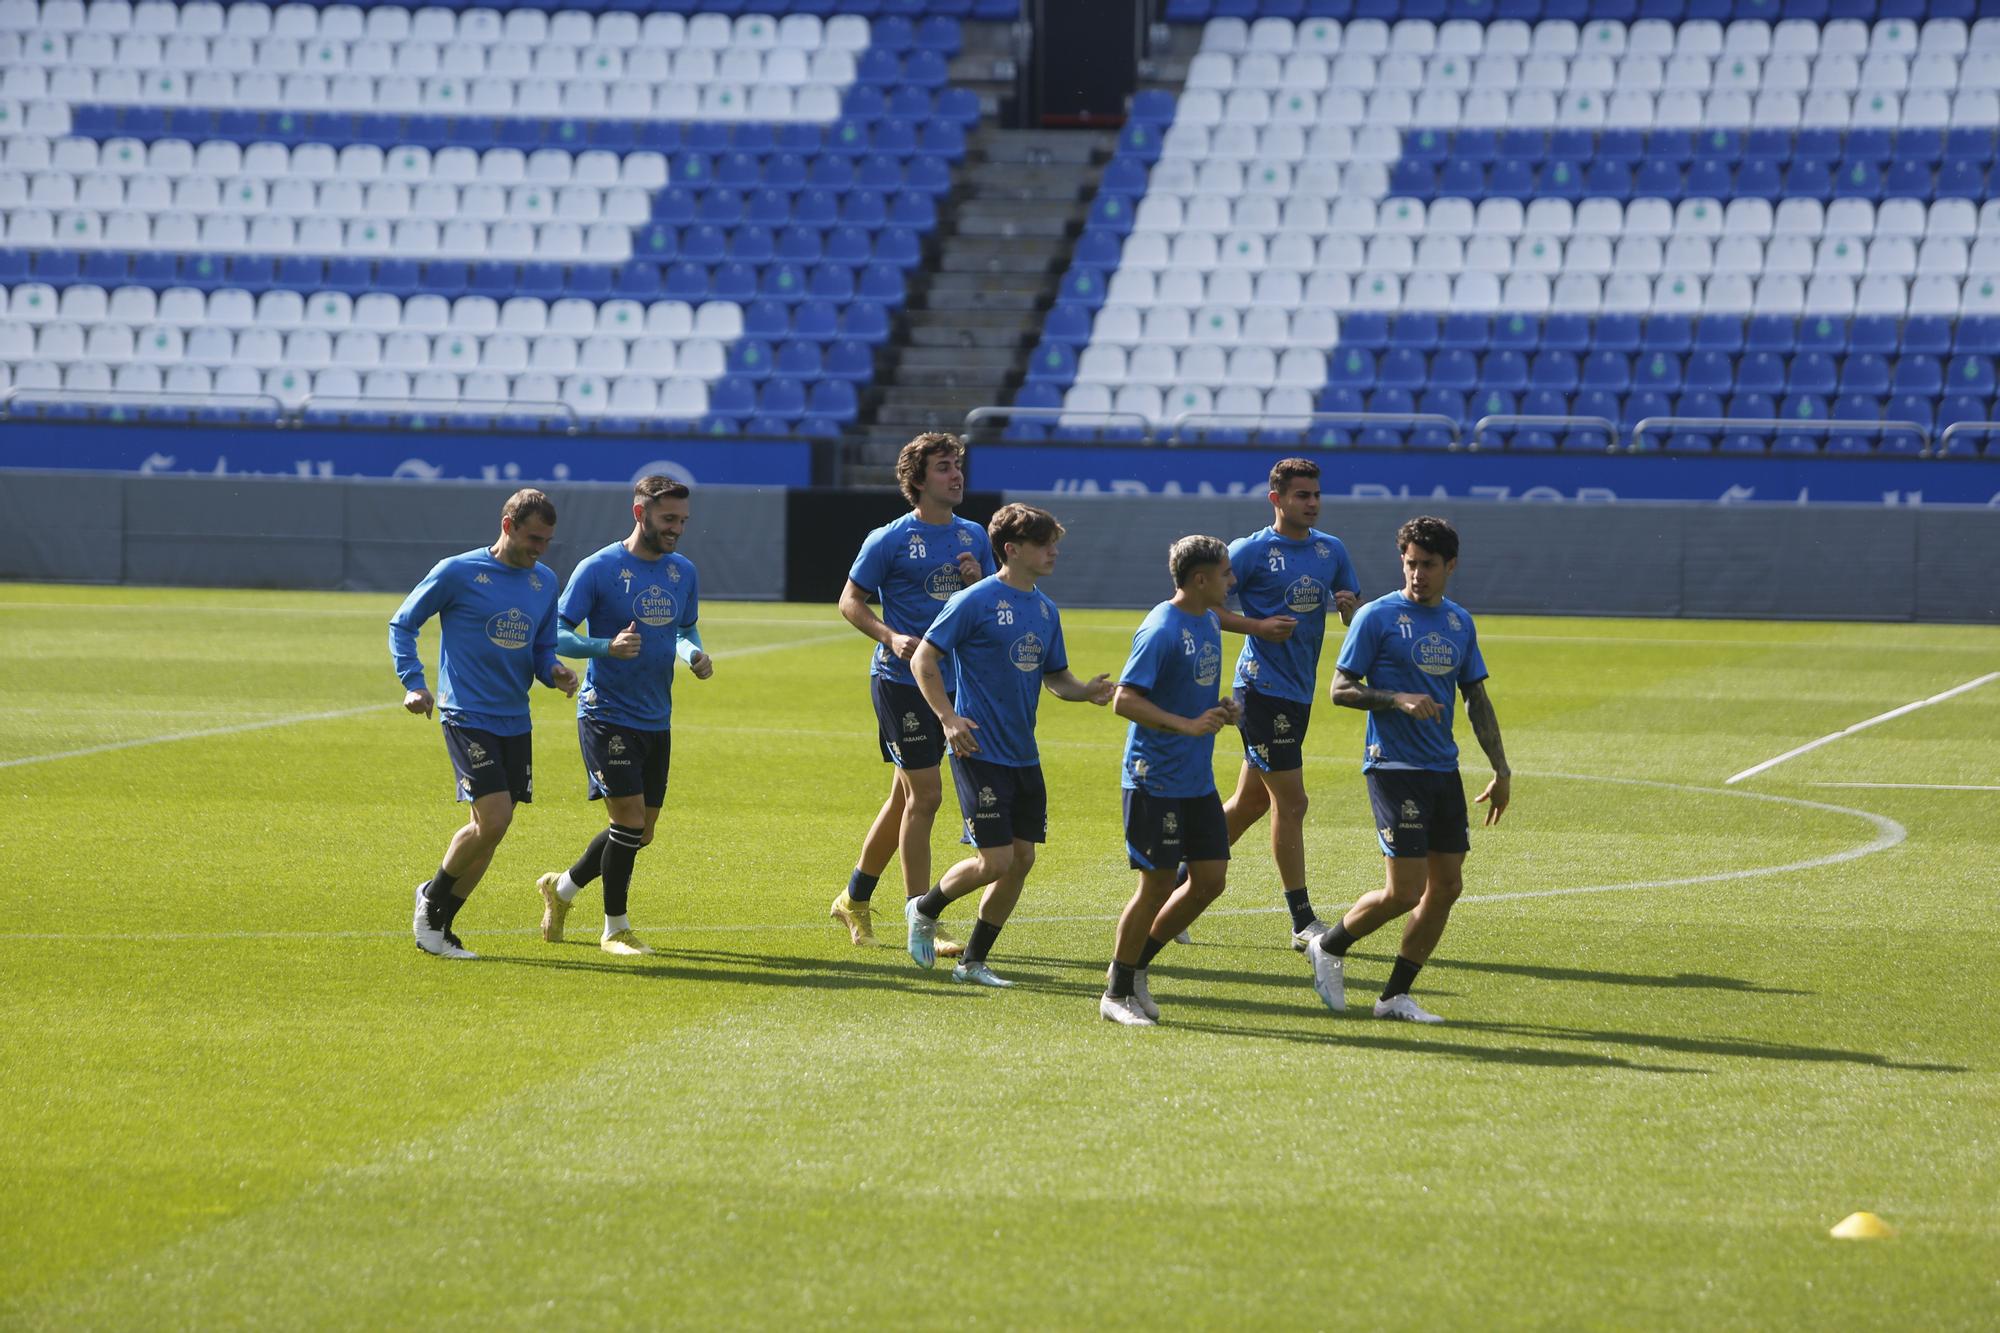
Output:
[924, 565, 964, 600]
[1194, 640, 1221, 687]
[1413, 632, 1460, 677]
[1009, 632, 1046, 673]
[485, 607, 532, 650]
[1284, 575, 1323, 614]
[634, 584, 677, 627]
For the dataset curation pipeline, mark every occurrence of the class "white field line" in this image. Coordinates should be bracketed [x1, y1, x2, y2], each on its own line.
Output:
[1811, 782, 2000, 792]
[1725, 672, 2000, 785]
[0, 772, 1903, 944]
[0, 704, 388, 771]
[0, 633, 840, 770]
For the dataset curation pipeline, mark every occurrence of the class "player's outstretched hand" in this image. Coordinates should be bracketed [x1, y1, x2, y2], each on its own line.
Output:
[889, 632, 923, 661]
[1083, 673, 1114, 706]
[942, 713, 980, 755]
[551, 663, 579, 698]
[689, 650, 714, 681]
[1476, 774, 1511, 825]
[1394, 692, 1443, 722]
[608, 621, 643, 660]
[403, 688, 434, 718]
[956, 551, 983, 585]
[1254, 615, 1298, 642]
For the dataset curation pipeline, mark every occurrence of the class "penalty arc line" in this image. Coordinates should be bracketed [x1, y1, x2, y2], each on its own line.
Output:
[1725, 671, 2000, 786]
[0, 773, 1905, 944]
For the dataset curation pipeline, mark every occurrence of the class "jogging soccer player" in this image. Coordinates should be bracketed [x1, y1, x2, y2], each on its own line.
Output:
[1305, 516, 1511, 1024]
[830, 433, 996, 954]
[536, 476, 711, 957]
[389, 489, 579, 960]
[904, 503, 1112, 986]
[1174, 458, 1360, 951]
[1100, 536, 1242, 1027]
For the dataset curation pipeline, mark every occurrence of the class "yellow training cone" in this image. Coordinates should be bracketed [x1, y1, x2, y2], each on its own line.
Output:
[1830, 1212, 1895, 1240]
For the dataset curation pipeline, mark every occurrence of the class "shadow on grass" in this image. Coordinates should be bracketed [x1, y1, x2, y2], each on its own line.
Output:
[477, 941, 986, 998]
[1453, 1021, 1968, 1074]
[1158, 1016, 1701, 1073]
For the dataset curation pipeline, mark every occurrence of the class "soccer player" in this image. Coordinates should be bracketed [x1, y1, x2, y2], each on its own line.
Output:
[536, 476, 711, 957]
[1305, 516, 1511, 1024]
[390, 488, 579, 960]
[1100, 536, 1242, 1027]
[1177, 458, 1360, 951]
[830, 433, 995, 954]
[904, 503, 1112, 986]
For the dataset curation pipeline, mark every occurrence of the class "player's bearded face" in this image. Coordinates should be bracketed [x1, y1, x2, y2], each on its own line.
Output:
[639, 499, 690, 555]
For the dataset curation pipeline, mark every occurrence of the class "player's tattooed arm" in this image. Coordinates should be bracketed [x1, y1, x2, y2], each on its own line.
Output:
[1461, 678, 1510, 778]
[1332, 667, 1443, 721]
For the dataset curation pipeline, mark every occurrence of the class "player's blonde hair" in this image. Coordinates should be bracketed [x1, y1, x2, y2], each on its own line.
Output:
[1168, 535, 1229, 587]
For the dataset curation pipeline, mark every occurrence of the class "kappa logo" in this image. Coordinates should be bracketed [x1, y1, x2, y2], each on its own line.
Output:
[1367, 743, 1383, 762]
[1131, 758, 1149, 780]
[1242, 658, 1260, 678]
[902, 711, 921, 733]
[1400, 799, 1422, 823]
[474, 572, 491, 584]
[459, 776, 472, 793]
[1380, 825, 1396, 844]
[887, 741, 902, 762]
[1273, 713, 1292, 735]
[1396, 613, 1413, 626]
[593, 769, 605, 785]
[1162, 811, 1179, 836]
[977, 785, 997, 809]
[619, 567, 634, 583]
[608, 735, 626, 756]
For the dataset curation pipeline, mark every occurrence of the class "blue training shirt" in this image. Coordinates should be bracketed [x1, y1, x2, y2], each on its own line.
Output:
[848, 513, 996, 690]
[1119, 600, 1225, 798]
[921, 575, 1067, 769]
[1335, 591, 1489, 773]
[389, 547, 561, 736]
[1229, 526, 1360, 704]
[559, 541, 700, 731]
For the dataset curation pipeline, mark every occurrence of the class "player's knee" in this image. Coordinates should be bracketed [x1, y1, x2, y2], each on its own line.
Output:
[471, 803, 513, 841]
[1274, 787, 1308, 822]
[1385, 871, 1426, 908]
[1189, 864, 1227, 904]
[907, 784, 942, 817]
[1425, 873, 1464, 905]
[978, 844, 1014, 879]
[1012, 843, 1037, 876]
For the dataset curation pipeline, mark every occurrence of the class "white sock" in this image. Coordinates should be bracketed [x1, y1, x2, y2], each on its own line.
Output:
[555, 870, 582, 903]
[603, 913, 630, 937]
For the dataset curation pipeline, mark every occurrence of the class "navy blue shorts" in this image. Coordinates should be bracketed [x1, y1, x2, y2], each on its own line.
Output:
[872, 677, 946, 770]
[950, 754, 1048, 847]
[1366, 768, 1470, 859]
[1234, 686, 1311, 773]
[1123, 788, 1230, 871]
[579, 717, 671, 806]
[442, 724, 533, 805]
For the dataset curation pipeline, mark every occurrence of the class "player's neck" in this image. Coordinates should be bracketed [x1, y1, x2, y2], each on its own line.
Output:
[1402, 587, 1445, 608]
[622, 530, 666, 561]
[1272, 515, 1311, 541]
[997, 565, 1036, 593]
[912, 499, 954, 526]
[1169, 590, 1212, 616]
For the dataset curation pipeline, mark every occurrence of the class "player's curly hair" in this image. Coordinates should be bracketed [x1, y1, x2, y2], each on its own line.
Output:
[1268, 457, 1320, 495]
[1168, 534, 1229, 587]
[988, 503, 1064, 566]
[895, 432, 966, 506]
[1397, 516, 1460, 563]
[502, 488, 556, 527]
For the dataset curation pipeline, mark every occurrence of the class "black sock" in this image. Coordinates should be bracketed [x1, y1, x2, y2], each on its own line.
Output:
[846, 868, 880, 903]
[915, 885, 950, 920]
[1138, 934, 1169, 968]
[1382, 954, 1423, 1000]
[1283, 887, 1316, 932]
[422, 868, 458, 929]
[1108, 961, 1136, 998]
[567, 828, 611, 886]
[601, 823, 644, 919]
[1172, 861, 1189, 890]
[966, 917, 1003, 963]
[1324, 919, 1358, 957]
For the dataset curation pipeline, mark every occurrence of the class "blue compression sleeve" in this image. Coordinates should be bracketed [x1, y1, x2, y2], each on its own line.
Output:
[558, 626, 612, 659]
[676, 625, 704, 664]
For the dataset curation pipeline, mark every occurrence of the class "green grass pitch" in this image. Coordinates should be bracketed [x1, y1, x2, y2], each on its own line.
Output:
[1, 583, 1996, 1328]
